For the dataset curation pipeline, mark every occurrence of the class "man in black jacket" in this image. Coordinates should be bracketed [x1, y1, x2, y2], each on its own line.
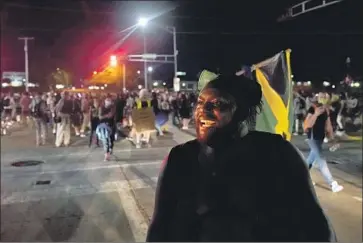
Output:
[146, 74, 336, 242]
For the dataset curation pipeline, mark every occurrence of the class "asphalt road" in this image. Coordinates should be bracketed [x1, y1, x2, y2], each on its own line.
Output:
[1, 124, 362, 242]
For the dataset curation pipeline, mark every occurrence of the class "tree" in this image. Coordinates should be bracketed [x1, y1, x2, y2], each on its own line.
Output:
[48, 69, 72, 87]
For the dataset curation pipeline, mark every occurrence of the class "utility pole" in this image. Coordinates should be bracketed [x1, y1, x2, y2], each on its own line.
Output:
[122, 63, 126, 91]
[18, 37, 34, 92]
[171, 26, 178, 78]
[143, 31, 148, 89]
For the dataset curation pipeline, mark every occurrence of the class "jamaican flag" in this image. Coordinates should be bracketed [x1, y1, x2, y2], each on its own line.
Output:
[253, 49, 294, 141]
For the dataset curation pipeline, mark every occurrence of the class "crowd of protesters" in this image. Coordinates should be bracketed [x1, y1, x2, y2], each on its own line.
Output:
[0, 89, 198, 160]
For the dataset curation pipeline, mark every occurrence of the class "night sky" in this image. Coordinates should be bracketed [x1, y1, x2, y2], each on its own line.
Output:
[1, 0, 362, 88]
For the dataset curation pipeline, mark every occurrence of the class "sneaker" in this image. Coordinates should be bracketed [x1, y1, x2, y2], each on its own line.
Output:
[331, 181, 343, 193]
[80, 134, 86, 138]
[312, 181, 316, 186]
[324, 137, 329, 143]
[136, 144, 141, 149]
[293, 132, 298, 135]
[182, 126, 188, 130]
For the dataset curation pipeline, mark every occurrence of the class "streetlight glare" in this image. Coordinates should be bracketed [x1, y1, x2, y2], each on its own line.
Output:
[138, 17, 148, 27]
[148, 66, 153, 72]
[137, 70, 141, 74]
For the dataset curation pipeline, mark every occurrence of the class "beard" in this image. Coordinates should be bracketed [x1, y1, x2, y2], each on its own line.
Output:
[197, 119, 240, 148]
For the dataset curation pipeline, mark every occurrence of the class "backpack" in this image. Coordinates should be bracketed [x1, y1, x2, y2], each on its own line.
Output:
[32, 101, 43, 118]
[3, 98, 10, 108]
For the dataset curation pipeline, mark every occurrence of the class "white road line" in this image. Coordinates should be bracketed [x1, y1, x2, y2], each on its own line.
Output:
[1, 146, 172, 160]
[1, 161, 161, 178]
[352, 196, 362, 202]
[1, 177, 158, 205]
[115, 180, 149, 242]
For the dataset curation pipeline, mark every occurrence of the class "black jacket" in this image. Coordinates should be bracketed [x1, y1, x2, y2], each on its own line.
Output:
[146, 131, 336, 242]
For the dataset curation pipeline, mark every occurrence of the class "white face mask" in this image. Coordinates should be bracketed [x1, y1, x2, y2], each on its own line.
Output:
[105, 100, 112, 107]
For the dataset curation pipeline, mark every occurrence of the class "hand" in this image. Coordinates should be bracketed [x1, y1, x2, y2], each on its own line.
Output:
[314, 106, 325, 116]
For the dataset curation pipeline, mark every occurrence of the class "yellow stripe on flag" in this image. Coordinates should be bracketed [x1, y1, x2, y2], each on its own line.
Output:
[255, 68, 291, 140]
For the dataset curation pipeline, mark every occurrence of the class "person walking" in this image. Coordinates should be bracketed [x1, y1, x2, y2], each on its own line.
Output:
[98, 97, 116, 152]
[30, 92, 48, 146]
[89, 98, 100, 147]
[304, 99, 344, 193]
[20, 92, 32, 126]
[54, 91, 73, 147]
[179, 93, 191, 130]
[80, 93, 91, 137]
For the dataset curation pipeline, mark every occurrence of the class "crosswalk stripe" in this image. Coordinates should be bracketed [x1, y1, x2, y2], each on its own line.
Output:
[1, 161, 161, 177]
[115, 179, 150, 242]
[1, 177, 159, 205]
[0, 146, 173, 163]
[352, 196, 362, 202]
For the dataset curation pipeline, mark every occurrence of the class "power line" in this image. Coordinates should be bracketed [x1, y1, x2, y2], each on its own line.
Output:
[5, 3, 219, 20]
[3, 27, 362, 36]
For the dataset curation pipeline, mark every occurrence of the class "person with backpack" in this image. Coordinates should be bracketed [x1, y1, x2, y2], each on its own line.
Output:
[30, 92, 48, 146]
[54, 91, 73, 147]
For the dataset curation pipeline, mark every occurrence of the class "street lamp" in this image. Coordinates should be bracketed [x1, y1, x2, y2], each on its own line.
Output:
[323, 81, 330, 87]
[110, 55, 117, 67]
[137, 70, 141, 74]
[137, 17, 149, 89]
[148, 66, 153, 72]
[137, 17, 149, 27]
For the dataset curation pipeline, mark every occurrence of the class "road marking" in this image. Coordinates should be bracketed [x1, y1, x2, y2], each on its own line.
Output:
[1, 146, 173, 163]
[1, 161, 161, 178]
[1, 177, 158, 205]
[352, 196, 362, 202]
[115, 180, 149, 242]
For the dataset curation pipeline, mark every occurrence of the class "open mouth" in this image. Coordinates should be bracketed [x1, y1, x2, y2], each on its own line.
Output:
[199, 119, 216, 128]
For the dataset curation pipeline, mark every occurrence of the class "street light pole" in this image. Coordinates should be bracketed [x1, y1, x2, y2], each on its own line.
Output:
[18, 37, 34, 92]
[171, 26, 178, 78]
[143, 31, 148, 90]
[122, 63, 126, 90]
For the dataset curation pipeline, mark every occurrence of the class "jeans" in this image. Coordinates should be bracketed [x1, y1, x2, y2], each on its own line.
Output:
[155, 123, 163, 134]
[99, 134, 112, 153]
[306, 138, 334, 185]
[172, 111, 180, 126]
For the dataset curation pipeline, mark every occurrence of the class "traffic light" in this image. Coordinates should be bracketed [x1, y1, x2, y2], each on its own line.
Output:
[110, 55, 117, 67]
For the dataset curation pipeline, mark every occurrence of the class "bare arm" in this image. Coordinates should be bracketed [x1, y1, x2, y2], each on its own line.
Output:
[304, 113, 318, 129]
[325, 116, 334, 140]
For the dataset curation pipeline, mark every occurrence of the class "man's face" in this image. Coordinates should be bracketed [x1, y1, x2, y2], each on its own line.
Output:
[194, 88, 236, 143]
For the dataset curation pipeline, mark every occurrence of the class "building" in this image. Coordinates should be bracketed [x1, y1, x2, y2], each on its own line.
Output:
[179, 80, 198, 91]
